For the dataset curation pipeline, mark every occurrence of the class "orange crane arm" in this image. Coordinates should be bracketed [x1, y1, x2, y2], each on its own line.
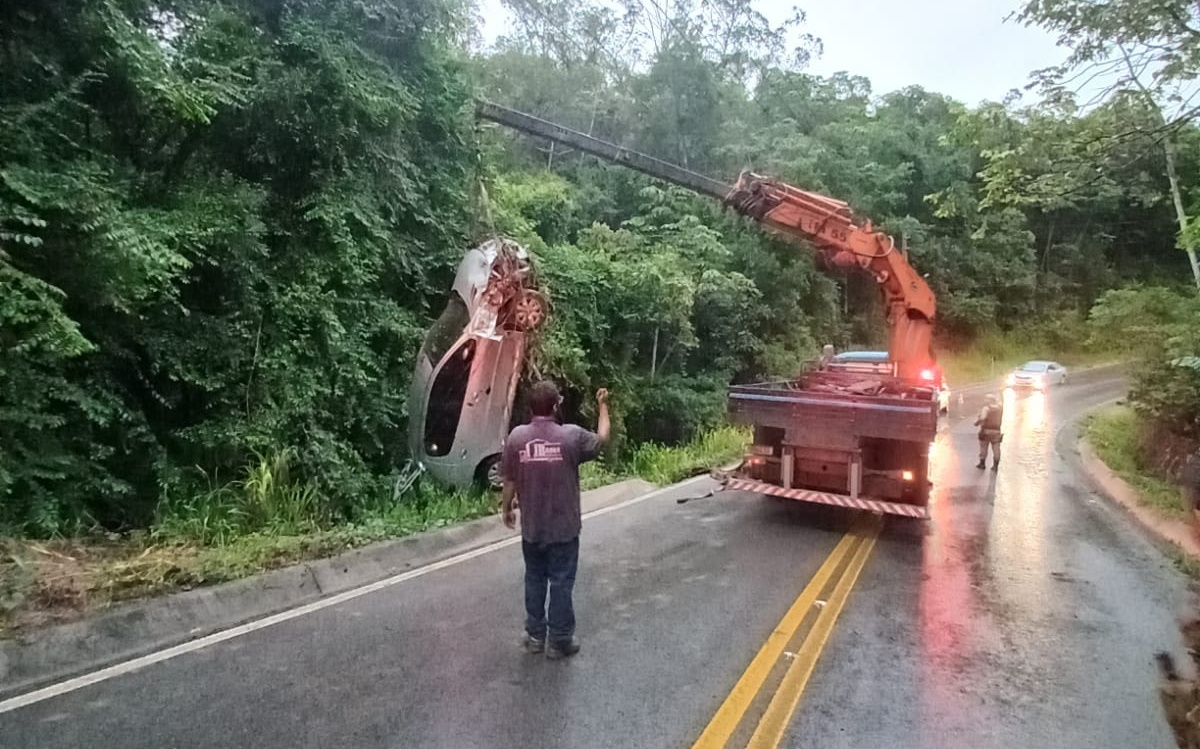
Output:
[725, 173, 936, 382]
[475, 101, 937, 382]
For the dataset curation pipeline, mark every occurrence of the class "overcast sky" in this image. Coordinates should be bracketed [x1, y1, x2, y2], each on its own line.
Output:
[475, 0, 1073, 107]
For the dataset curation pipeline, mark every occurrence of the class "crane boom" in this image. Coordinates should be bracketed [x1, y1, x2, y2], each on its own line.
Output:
[475, 101, 732, 201]
[475, 100, 937, 382]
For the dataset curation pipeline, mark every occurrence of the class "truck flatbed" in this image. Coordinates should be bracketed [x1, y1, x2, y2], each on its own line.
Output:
[723, 372, 938, 518]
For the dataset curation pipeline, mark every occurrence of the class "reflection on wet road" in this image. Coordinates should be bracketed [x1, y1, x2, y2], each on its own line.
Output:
[914, 387, 1064, 747]
[797, 370, 1186, 749]
[3, 367, 1191, 749]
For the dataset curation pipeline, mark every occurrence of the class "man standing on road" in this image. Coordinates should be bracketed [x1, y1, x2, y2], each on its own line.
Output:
[975, 393, 1004, 471]
[501, 381, 610, 660]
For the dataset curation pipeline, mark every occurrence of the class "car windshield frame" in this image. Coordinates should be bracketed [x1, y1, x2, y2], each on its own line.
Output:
[421, 294, 470, 365]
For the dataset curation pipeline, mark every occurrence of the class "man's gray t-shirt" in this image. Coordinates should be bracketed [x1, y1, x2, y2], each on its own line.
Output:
[501, 416, 602, 544]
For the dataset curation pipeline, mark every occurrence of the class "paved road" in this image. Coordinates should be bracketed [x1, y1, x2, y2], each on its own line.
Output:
[3, 367, 1188, 749]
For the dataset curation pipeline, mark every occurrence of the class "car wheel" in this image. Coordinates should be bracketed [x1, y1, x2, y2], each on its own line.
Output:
[477, 454, 503, 491]
[513, 290, 547, 331]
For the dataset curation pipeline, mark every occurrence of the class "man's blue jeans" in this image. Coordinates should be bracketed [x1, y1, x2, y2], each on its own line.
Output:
[522, 537, 579, 644]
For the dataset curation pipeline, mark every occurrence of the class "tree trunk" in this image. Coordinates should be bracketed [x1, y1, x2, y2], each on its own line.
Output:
[650, 326, 659, 381]
[1163, 136, 1200, 290]
[1037, 218, 1055, 316]
[1043, 218, 1055, 273]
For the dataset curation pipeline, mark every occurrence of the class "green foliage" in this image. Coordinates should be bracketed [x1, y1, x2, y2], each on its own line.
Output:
[628, 426, 747, 485]
[1, 0, 473, 536]
[1088, 286, 1200, 354]
[1085, 405, 1186, 518]
[1018, 0, 1200, 105]
[1018, 1, 1200, 283]
[936, 316, 1100, 385]
[151, 449, 323, 546]
[492, 176, 804, 446]
[1089, 286, 1200, 436]
[1, 423, 756, 634]
[4, 0, 1199, 549]
[1135, 356, 1200, 439]
[0, 478, 496, 635]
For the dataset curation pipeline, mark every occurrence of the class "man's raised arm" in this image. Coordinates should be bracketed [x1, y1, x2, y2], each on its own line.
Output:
[596, 388, 610, 445]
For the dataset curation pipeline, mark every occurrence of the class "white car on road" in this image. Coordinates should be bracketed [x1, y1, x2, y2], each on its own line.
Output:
[1006, 360, 1068, 390]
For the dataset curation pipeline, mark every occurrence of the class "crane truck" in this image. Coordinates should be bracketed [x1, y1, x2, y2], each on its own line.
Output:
[477, 101, 941, 519]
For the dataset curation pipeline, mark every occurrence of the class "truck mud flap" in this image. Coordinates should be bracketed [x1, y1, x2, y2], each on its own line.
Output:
[722, 477, 928, 519]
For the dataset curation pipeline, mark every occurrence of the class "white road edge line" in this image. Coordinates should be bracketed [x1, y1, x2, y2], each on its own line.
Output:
[0, 475, 711, 715]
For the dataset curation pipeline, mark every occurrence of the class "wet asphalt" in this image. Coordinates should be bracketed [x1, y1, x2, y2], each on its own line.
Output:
[3, 367, 1189, 749]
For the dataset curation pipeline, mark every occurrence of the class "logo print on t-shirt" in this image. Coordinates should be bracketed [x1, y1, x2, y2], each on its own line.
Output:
[520, 439, 563, 463]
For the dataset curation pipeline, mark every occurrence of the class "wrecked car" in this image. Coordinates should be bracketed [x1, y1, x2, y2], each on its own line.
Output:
[407, 238, 547, 490]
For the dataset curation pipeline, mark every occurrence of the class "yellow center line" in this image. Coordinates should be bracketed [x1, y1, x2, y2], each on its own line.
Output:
[744, 515, 883, 749]
[689, 530, 862, 749]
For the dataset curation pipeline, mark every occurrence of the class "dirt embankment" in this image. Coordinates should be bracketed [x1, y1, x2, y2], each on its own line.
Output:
[1140, 422, 1200, 488]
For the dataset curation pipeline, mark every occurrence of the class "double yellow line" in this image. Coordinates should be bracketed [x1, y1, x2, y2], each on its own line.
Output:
[690, 515, 883, 749]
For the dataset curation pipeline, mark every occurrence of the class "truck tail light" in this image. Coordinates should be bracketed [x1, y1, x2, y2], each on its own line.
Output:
[901, 470, 914, 481]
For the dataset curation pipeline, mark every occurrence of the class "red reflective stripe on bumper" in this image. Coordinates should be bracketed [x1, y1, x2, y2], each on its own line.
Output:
[723, 478, 928, 519]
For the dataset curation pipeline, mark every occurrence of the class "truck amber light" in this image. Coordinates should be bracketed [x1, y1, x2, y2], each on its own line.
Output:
[901, 470, 914, 481]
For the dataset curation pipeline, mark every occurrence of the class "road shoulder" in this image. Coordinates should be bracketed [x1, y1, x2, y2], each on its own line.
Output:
[1072, 406, 1200, 563]
[0, 477, 655, 701]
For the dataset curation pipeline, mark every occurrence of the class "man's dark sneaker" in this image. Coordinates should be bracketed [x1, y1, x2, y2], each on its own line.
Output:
[521, 633, 545, 654]
[546, 637, 580, 660]
[976, 461, 986, 470]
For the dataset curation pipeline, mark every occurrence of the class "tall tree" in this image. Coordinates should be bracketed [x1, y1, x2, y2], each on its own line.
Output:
[1018, 0, 1200, 288]
[0, 0, 474, 534]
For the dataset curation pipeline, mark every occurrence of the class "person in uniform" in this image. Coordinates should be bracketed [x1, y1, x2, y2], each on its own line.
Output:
[974, 393, 1003, 470]
[817, 344, 836, 370]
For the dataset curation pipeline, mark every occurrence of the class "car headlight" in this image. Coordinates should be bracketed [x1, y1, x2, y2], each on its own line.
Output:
[1005, 374, 1016, 386]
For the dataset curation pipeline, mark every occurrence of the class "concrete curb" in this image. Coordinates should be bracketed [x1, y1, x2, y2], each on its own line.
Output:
[0, 477, 656, 700]
[1074, 409, 1200, 562]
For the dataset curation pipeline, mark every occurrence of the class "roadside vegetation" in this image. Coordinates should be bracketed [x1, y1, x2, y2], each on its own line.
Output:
[0, 477, 495, 638]
[936, 323, 1117, 387]
[3, 1, 1199, 627]
[1081, 287, 1200, 534]
[0, 427, 744, 637]
[1085, 405, 1186, 519]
